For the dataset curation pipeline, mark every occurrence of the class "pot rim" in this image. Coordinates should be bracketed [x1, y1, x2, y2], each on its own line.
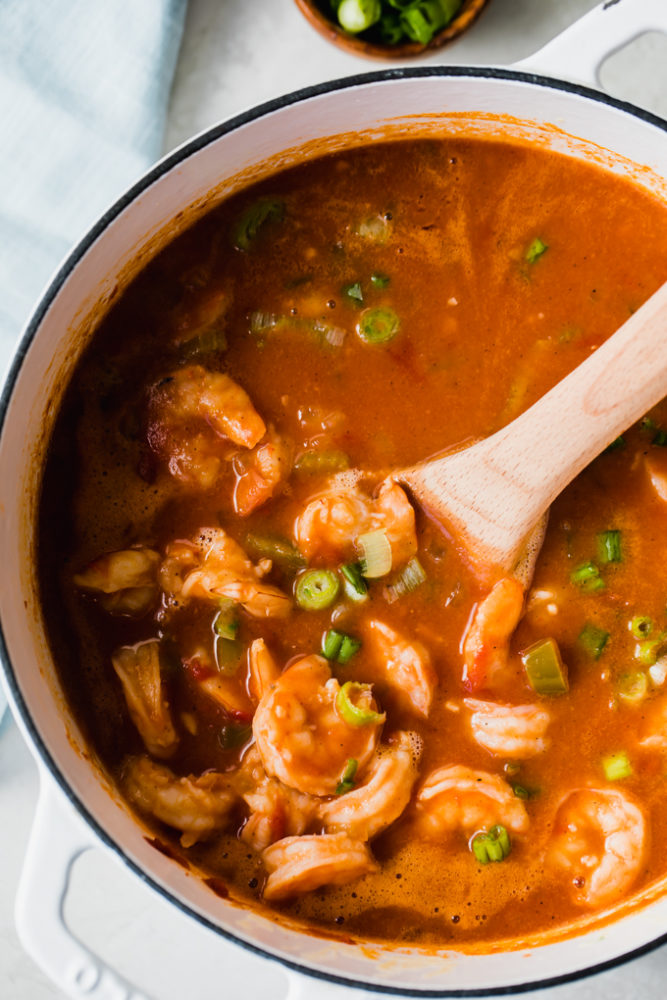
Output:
[2, 65, 667, 997]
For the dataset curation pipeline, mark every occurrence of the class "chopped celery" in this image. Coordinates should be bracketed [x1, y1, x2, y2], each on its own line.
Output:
[597, 530, 622, 564]
[245, 533, 305, 574]
[294, 450, 350, 475]
[384, 556, 426, 603]
[617, 671, 648, 705]
[521, 637, 569, 696]
[578, 623, 609, 660]
[602, 751, 632, 781]
[219, 722, 252, 750]
[215, 636, 243, 676]
[213, 601, 239, 641]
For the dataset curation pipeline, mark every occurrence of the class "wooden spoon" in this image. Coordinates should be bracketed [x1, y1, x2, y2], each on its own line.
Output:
[398, 281, 667, 585]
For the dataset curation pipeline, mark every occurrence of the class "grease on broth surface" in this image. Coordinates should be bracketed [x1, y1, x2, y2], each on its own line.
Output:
[39, 137, 667, 948]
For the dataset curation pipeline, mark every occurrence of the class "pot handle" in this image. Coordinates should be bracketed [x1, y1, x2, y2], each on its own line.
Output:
[15, 774, 150, 1000]
[512, 0, 667, 88]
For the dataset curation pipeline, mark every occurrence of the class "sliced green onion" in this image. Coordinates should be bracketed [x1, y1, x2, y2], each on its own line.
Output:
[219, 722, 252, 750]
[357, 529, 392, 578]
[338, 634, 362, 664]
[617, 671, 648, 705]
[570, 561, 605, 593]
[578, 623, 610, 660]
[370, 272, 390, 288]
[294, 450, 350, 475]
[336, 758, 358, 795]
[602, 751, 632, 781]
[337, 0, 381, 33]
[233, 198, 285, 251]
[653, 428, 667, 447]
[630, 615, 653, 639]
[511, 783, 538, 800]
[471, 824, 511, 865]
[636, 635, 666, 666]
[379, 10, 403, 42]
[525, 237, 549, 264]
[322, 628, 362, 664]
[597, 529, 622, 564]
[295, 569, 340, 611]
[641, 417, 658, 435]
[322, 629, 344, 660]
[384, 556, 426, 603]
[521, 637, 569, 696]
[605, 435, 625, 452]
[245, 533, 305, 574]
[357, 306, 400, 345]
[400, 0, 457, 44]
[336, 681, 385, 727]
[341, 561, 369, 602]
[343, 280, 364, 304]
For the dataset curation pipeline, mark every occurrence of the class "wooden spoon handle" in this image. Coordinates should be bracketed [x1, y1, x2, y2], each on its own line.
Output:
[405, 280, 667, 575]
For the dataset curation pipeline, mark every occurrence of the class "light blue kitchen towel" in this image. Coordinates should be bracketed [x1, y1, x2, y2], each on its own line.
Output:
[0, 0, 188, 722]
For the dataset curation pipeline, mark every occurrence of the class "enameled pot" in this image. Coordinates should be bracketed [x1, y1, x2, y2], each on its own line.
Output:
[2, 2, 667, 997]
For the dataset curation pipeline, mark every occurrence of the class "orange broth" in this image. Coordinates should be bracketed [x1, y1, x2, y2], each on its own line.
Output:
[39, 137, 667, 948]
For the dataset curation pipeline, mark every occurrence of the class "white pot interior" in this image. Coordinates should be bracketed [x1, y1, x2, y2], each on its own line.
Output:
[2, 71, 667, 993]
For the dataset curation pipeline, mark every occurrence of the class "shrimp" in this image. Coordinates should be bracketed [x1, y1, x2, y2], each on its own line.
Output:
[235, 746, 318, 852]
[123, 755, 236, 848]
[262, 833, 378, 901]
[416, 764, 529, 839]
[112, 640, 179, 758]
[248, 638, 281, 701]
[366, 620, 437, 718]
[318, 731, 423, 841]
[253, 654, 384, 796]
[462, 576, 525, 691]
[295, 480, 417, 570]
[464, 698, 551, 759]
[73, 547, 160, 616]
[233, 427, 293, 516]
[147, 364, 266, 487]
[638, 696, 667, 751]
[548, 788, 646, 908]
[162, 527, 291, 619]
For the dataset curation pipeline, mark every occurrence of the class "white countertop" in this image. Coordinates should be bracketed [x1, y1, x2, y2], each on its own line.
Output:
[2, 1, 667, 997]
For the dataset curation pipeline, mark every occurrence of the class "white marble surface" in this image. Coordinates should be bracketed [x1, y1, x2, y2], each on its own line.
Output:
[2, 1, 667, 997]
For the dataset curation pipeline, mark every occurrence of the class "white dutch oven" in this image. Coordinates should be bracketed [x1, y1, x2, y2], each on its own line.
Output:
[2, 2, 667, 997]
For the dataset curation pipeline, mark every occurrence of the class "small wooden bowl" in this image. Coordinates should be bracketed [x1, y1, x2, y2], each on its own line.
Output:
[294, 0, 492, 59]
